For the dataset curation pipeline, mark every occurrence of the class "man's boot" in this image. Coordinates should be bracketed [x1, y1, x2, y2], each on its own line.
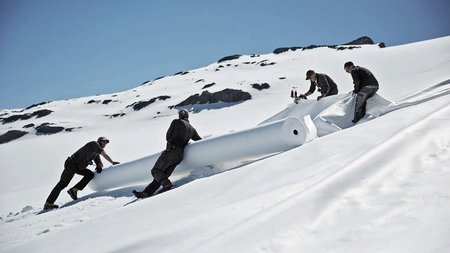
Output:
[132, 190, 150, 199]
[67, 187, 79, 200]
[157, 180, 173, 194]
[144, 180, 160, 195]
[43, 202, 59, 210]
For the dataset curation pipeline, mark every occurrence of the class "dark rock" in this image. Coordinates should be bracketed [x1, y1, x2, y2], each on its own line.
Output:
[344, 36, 375, 45]
[252, 83, 270, 90]
[102, 100, 113, 105]
[0, 130, 28, 144]
[35, 123, 65, 135]
[279, 77, 286, 80]
[32, 109, 53, 118]
[174, 71, 189, 76]
[176, 89, 251, 107]
[218, 55, 242, 63]
[153, 76, 166, 81]
[23, 123, 35, 128]
[87, 100, 100, 104]
[336, 46, 360, 50]
[273, 36, 377, 54]
[273, 47, 303, 54]
[379, 42, 386, 48]
[25, 101, 49, 110]
[202, 82, 216, 89]
[260, 62, 276, 67]
[109, 113, 126, 118]
[195, 79, 205, 83]
[2, 114, 31, 124]
[127, 96, 171, 111]
[1, 109, 53, 124]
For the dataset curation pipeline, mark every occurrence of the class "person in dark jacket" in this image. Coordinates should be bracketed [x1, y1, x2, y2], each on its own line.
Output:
[133, 109, 202, 198]
[43, 137, 120, 210]
[298, 70, 339, 101]
[344, 61, 379, 123]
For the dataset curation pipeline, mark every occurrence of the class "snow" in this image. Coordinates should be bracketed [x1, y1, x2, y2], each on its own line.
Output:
[1, 36, 450, 253]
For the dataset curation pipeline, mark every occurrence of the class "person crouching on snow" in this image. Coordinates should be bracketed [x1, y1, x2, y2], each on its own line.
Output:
[298, 70, 339, 101]
[132, 109, 202, 198]
[344, 61, 379, 123]
[43, 137, 120, 210]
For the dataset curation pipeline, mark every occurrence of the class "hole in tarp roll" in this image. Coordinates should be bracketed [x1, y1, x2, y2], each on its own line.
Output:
[293, 129, 298, 135]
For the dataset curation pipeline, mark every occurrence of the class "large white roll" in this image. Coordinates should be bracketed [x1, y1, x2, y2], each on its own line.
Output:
[89, 116, 316, 191]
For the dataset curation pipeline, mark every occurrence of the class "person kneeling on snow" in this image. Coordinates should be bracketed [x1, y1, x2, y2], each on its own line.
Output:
[43, 137, 120, 210]
[132, 109, 202, 198]
[344, 61, 379, 123]
[297, 70, 339, 101]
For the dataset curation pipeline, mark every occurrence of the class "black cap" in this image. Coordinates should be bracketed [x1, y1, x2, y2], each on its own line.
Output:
[97, 136, 110, 144]
[305, 70, 315, 80]
[344, 61, 354, 69]
[178, 109, 189, 119]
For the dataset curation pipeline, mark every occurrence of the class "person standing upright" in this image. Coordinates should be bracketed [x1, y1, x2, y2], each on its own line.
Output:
[344, 61, 379, 123]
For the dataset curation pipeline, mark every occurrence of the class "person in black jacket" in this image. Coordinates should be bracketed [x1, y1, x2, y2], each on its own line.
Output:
[298, 70, 339, 101]
[344, 61, 379, 123]
[43, 137, 120, 210]
[133, 109, 202, 198]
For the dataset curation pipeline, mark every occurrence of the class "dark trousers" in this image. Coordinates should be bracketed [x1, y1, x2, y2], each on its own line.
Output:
[326, 88, 338, 96]
[46, 159, 95, 204]
[354, 86, 378, 123]
[143, 147, 183, 195]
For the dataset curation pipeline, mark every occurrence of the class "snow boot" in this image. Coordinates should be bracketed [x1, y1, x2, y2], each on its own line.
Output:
[67, 188, 78, 200]
[132, 190, 150, 199]
[43, 202, 59, 210]
[157, 181, 173, 194]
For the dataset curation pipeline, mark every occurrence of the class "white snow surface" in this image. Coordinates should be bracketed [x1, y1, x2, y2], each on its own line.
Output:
[1, 36, 450, 253]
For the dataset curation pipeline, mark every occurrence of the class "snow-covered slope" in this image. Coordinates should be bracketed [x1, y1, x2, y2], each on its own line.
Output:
[0, 36, 449, 253]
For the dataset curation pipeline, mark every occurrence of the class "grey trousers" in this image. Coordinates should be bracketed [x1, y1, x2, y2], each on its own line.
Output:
[144, 147, 184, 194]
[354, 86, 378, 123]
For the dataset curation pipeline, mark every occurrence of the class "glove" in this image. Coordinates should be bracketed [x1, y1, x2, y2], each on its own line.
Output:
[112, 161, 120, 165]
[299, 94, 307, 99]
[95, 166, 103, 174]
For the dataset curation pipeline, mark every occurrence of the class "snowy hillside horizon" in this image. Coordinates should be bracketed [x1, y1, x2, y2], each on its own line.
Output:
[0, 36, 385, 145]
[0, 36, 449, 253]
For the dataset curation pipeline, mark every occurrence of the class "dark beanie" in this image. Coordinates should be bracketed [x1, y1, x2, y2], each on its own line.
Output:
[344, 61, 354, 69]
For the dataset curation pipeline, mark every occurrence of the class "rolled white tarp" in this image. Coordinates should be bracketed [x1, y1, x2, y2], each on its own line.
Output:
[89, 116, 316, 191]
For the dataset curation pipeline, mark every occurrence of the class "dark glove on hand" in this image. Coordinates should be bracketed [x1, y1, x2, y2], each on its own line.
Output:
[112, 161, 120, 165]
[95, 166, 103, 174]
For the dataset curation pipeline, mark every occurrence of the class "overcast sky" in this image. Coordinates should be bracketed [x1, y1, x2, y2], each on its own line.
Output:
[1, 0, 449, 109]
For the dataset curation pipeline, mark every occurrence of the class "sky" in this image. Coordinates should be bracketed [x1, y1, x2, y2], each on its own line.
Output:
[0, 0, 449, 109]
